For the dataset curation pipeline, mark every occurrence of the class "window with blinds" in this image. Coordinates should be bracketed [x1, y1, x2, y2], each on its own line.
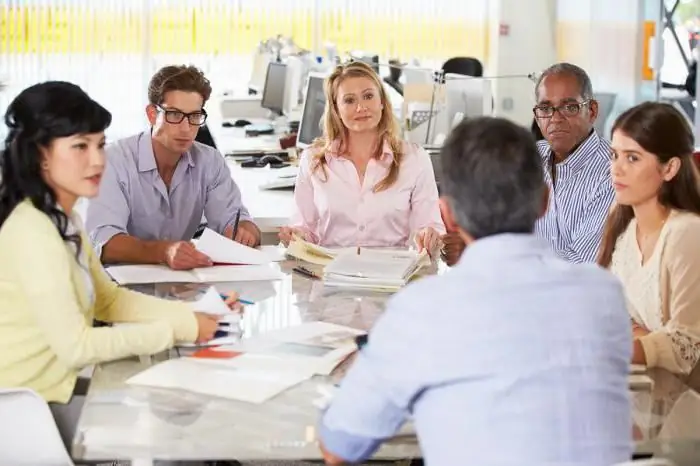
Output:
[0, 0, 488, 138]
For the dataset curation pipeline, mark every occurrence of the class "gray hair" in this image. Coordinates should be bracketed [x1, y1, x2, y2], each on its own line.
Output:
[535, 62, 593, 101]
[439, 117, 545, 239]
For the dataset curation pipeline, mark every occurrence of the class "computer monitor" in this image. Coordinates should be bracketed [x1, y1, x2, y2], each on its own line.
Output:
[261, 61, 287, 115]
[296, 73, 327, 149]
[444, 74, 492, 127]
[283, 55, 305, 116]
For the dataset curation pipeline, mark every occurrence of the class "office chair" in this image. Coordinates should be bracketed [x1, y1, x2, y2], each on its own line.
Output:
[383, 58, 404, 96]
[195, 123, 217, 149]
[442, 57, 484, 77]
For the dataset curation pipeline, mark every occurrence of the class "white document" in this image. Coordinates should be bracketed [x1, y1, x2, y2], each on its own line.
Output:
[126, 358, 311, 404]
[196, 228, 270, 265]
[258, 245, 286, 262]
[220, 321, 365, 376]
[192, 286, 230, 316]
[106, 264, 284, 284]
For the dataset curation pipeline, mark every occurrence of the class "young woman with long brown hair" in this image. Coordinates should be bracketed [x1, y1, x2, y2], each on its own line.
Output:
[598, 101, 700, 374]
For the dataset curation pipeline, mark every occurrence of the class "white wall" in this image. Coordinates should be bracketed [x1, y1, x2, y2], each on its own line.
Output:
[556, 0, 647, 136]
[486, 0, 558, 126]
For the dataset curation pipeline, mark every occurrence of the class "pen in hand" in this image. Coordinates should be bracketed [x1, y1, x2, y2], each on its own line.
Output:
[231, 209, 241, 240]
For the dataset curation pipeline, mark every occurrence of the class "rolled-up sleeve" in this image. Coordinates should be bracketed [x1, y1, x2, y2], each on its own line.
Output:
[203, 149, 253, 234]
[86, 145, 131, 258]
[319, 293, 422, 462]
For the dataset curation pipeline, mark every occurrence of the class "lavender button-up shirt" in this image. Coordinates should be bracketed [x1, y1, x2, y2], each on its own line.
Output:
[86, 131, 252, 257]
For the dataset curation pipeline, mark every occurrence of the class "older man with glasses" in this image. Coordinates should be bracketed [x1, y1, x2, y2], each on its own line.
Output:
[86, 65, 260, 270]
[441, 62, 614, 266]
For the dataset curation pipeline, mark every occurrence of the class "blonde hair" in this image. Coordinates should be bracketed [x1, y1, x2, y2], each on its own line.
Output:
[310, 61, 403, 192]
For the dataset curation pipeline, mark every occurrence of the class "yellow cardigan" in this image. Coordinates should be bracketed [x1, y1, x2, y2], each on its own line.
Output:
[0, 200, 198, 403]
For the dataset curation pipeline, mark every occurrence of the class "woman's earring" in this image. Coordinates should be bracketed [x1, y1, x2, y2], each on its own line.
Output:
[41, 161, 49, 170]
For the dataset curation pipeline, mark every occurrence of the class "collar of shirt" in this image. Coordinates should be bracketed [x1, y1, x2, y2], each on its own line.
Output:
[136, 131, 195, 173]
[454, 233, 553, 272]
[540, 130, 603, 182]
[324, 138, 395, 166]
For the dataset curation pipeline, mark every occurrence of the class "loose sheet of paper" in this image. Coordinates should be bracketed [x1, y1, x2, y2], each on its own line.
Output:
[106, 264, 284, 284]
[196, 228, 270, 265]
[106, 265, 196, 284]
[126, 358, 311, 404]
[192, 286, 230, 316]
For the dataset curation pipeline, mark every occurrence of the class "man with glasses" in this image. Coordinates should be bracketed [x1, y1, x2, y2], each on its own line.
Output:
[86, 65, 260, 270]
[441, 62, 613, 265]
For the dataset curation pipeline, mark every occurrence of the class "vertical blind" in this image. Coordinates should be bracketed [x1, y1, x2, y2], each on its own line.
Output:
[0, 0, 488, 139]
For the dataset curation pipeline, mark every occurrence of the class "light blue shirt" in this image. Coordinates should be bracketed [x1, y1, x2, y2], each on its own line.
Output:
[320, 234, 633, 465]
[86, 131, 252, 257]
[534, 130, 614, 263]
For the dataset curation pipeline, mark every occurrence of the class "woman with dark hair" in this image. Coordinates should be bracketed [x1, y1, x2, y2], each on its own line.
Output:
[0, 81, 235, 448]
[598, 101, 700, 375]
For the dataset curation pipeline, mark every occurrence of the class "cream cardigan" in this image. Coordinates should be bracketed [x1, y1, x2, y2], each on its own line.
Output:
[611, 210, 700, 374]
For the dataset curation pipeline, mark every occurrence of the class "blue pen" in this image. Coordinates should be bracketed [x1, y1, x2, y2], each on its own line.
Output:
[220, 293, 254, 305]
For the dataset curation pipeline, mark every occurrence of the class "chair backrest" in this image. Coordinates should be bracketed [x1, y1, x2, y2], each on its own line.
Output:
[614, 459, 676, 466]
[0, 388, 74, 465]
[442, 57, 484, 77]
[593, 92, 617, 137]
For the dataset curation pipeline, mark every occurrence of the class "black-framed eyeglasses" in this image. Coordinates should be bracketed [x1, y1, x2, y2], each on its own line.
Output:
[533, 100, 591, 119]
[156, 105, 208, 126]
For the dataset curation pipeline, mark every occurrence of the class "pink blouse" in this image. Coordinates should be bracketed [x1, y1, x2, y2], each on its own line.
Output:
[290, 139, 445, 247]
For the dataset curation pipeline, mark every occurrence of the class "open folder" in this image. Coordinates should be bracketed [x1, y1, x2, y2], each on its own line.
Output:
[323, 249, 431, 291]
[285, 236, 338, 266]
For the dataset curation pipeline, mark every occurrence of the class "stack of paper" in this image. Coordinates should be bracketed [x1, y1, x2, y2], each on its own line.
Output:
[323, 249, 430, 291]
[106, 228, 286, 284]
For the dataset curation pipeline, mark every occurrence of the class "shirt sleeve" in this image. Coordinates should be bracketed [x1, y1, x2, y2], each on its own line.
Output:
[202, 148, 254, 234]
[319, 293, 423, 462]
[8, 214, 188, 371]
[639, 219, 700, 374]
[558, 176, 614, 263]
[86, 234, 198, 344]
[408, 145, 445, 235]
[288, 149, 321, 243]
[85, 144, 132, 258]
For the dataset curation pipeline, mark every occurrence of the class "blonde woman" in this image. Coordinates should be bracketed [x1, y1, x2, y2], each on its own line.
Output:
[279, 61, 444, 253]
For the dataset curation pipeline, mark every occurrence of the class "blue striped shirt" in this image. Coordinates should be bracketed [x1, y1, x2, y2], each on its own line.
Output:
[534, 130, 614, 263]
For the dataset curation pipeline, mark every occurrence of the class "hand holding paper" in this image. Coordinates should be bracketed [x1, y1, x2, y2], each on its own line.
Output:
[193, 286, 239, 316]
[196, 228, 269, 265]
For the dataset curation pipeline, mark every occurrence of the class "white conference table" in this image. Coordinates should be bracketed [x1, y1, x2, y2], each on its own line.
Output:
[72, 259, 420, 464]
[71, 259, 700, 465]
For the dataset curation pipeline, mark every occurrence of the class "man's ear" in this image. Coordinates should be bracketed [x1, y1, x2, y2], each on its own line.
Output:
[588, 99, 599, 124]
[439, 196, 460, 233]
[145, 104, 158, 126]
[538, 186, 550, 219]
